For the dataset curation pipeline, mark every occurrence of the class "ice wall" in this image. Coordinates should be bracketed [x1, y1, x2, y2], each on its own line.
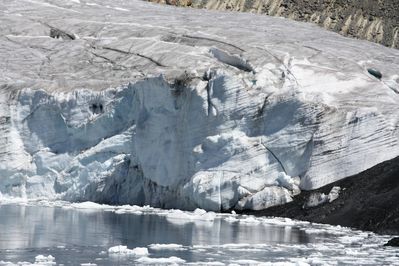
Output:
[1, 66, 398, 211]
[0, 72, 297, 210]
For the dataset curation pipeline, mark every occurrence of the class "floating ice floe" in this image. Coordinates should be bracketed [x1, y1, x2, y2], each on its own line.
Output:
[148, 244, 185, 251]
[186, 262, 225, 266]
[135, 256, 186, 264]
[165, 208, 217, 224]
[108, 246, 149, 257]
[0, 255, 57, 266]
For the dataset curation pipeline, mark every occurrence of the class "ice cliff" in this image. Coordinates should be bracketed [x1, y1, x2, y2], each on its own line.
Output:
[0, 0, 398, 211]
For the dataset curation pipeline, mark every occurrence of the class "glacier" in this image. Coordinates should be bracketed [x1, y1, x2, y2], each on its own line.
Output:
[0, 0, 398, 211]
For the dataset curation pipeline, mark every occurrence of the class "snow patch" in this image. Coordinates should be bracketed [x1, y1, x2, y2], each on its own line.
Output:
[328, 186, 341, 202]
[303, 186, 341, 209]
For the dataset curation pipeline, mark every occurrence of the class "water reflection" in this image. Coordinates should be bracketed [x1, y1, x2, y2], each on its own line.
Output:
[0, 205, 311, 251]
[0, 204, 322, 265]
[0, 204, 397, 265]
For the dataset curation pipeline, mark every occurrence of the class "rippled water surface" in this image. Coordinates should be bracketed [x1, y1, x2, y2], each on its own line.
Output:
[0, 201, 398, 265]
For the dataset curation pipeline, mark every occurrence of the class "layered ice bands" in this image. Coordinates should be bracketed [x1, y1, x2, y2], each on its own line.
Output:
[0, 0, 399, 211]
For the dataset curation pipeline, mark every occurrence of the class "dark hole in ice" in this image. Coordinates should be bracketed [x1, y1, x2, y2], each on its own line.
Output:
[49, 28, 76, 40]
[90, 103, 104, 114]
[171, 72, 191, 96]
[367, 68, 382, 79]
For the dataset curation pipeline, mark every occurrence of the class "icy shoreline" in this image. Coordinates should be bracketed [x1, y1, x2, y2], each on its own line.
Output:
[0, 199, 398, 265]
[248, 156, 399, 235]
[0, 197, 396, 238]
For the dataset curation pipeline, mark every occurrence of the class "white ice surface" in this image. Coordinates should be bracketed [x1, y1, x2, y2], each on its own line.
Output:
[135, 256, 186, 265]
[148, 244, 185, 251]
[303, 186, 341, 208]
[108, 246, 149, 256]
[0, 255, 56, 266]
[0, 0, 398, 211]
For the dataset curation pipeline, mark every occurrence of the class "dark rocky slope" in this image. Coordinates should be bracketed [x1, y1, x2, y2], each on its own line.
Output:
[245, 156, 399, 235]
[147, 0, 399, 49]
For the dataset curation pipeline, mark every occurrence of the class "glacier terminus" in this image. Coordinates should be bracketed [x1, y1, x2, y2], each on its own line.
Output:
[0, 0, 399, 212]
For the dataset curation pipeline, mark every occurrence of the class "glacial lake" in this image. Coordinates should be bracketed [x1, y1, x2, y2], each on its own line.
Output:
[0, 201, 398, 265]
